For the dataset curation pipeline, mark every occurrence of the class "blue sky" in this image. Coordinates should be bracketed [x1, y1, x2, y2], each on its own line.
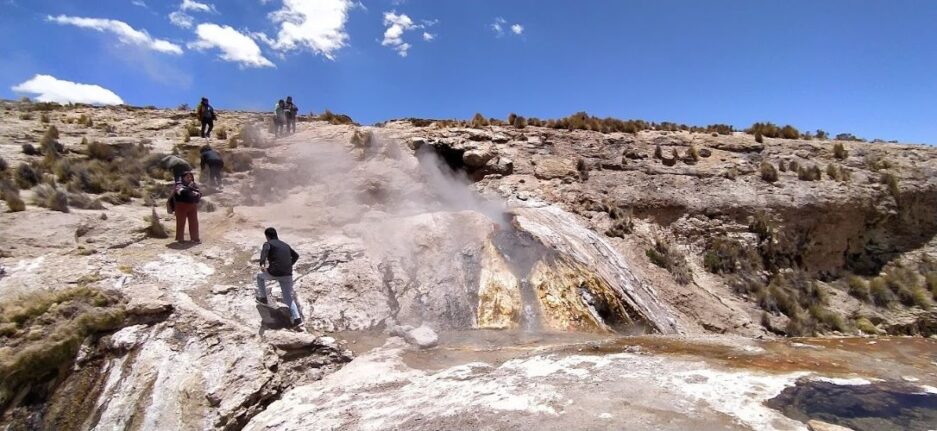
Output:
[1, 1, 936, 144]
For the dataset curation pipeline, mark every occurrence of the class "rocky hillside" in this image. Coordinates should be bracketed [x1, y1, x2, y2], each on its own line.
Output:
[0, 100, 935, 430]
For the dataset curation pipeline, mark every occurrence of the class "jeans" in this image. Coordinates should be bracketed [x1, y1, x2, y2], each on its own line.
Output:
[208, 161, 223, 186]
[256, 271, 302, 321]
[200, 120, 214, 138]
[286, 115, 296, 134]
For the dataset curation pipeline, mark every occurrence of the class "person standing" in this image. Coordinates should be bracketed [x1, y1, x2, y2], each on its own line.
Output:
[274, 99, 286, 138]
[173, 171, 201, 243]
[196, 97, 216, 138]
[285, 96, 299, 135]
[255, 227, 303, 327]
[199, 145, 225, 187]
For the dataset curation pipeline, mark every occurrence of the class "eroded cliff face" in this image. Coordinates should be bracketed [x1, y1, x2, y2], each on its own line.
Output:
[2, 103, 937, 429]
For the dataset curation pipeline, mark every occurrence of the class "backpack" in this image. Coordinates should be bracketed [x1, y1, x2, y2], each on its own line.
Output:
[203, 106, 216, 121]
[166, 196, 175, 214]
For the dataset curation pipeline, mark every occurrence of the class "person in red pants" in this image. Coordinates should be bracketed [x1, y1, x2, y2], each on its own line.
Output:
[173, 171, 202, 244]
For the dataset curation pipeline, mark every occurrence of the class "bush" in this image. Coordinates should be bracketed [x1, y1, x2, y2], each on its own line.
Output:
[21, 143, 39, 156]
[646, 239, 693, 285]
[815, 130, 829, 140]
[797, 164, 821, 181]
[39, 113, 50, 124]
[855, 317, 879, 335]
[87, 141, 114, 161]
[471, 113, 488, 128]
[77, 114, 93, 127]
[144, 207, 168, 238]
[513, 116, 527, 129]
[869, 277, 896, 306]
[14, 163, 39, 189]
[216, 127, 228, 140]
[320, 109, 356, 125]
[507, 113, 517, 125]
[847, 276, 871, 302]
[0, 180, 25, 212]
[67, 192, 104, 210]
[826, 163, 840, 181]
[0, 156, 7, 173]
[760, 161, 779, 183]
[880, 172, 899, 200]
[686, 145, 700, 163]
[833, 142, 847, 160]
[754, 132, 763, 143]
[185, 121, 200, 137]
[778, 159, 787, 172]
[0, 286, 125, 411]
[703, 237, 760, 275]
[747, 122, 800, 139]
[32, 184, 69, 212]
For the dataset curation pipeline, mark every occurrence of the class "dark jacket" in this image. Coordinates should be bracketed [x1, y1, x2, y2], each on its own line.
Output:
[261, 239, 299, 276]
[174, 181, 201, 204]
[200, 149, 224, 169]
[197, 103, 216, 122]
[163, 155, 192, 178]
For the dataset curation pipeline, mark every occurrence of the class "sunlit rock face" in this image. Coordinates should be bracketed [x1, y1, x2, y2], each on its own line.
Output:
[476, 240, 522, 329]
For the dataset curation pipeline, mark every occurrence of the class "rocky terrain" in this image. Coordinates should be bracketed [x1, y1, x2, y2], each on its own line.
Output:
[0, 101, 935, 430]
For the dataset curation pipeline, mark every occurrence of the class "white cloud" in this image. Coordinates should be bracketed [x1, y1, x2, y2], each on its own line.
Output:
[267, 0, 352, 60]
[12, 74, 124, 105]
[188, 23, 275, 68]
[131, 0, 147, 8]
[492, 17, 524, 37]
[168, 11, 194, 28]
[180, 0, 215, 13]
[382, 11, 415, 57]
[47, 15, 183, 54]
[491, 17, 506, 36]
[422, 32, 434, 41]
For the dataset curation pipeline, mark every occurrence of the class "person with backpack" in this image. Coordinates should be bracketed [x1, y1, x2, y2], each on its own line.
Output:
[285, 96, 298, 135]
[161, 155, 192, 182]
[274, 99, 286, 138]
[172, 171, 201, 243]
[199, 145, 225, 187]
[255, 227, 303, 327]
[196, 97, 217, 138]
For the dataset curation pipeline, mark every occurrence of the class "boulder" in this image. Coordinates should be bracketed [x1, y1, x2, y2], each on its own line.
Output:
[463, 149, 494, 168]
[405, 325, 439, 349]
[533, 157, 578, 180]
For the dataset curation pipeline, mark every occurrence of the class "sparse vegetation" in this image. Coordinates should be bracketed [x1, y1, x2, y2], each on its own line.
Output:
[32, 184, 69, 212]
[471, 113, 488, 128]
[880, 172, 900, 200]
[67, 192, 105, 210]
[144, 207, 168, 238]
[746, 122, 800, 140]
[759, 161, 778, 183]
[605, 205, 634, 238]
[185, 121, 201, 137]
[703, 237, 760, 275]
[512, 115, 527, 129]
[754, 132, 763, 144]
[39, 112, 50, 123]
[14, 163, 39, 189]
[0, 179, 25, 212]
[797, 164, 822, 181]
[833, 142, 847, 160]
[0, 286, 126, 411]
[685, 145, 699, 163]
[646, 239, 693, 285]
[77, 113, 93, 127]
[216, 126, 227, 140]
[21, 143, 39, 156]
[86, 140, 114, 161]
[319, 109, 356, 125]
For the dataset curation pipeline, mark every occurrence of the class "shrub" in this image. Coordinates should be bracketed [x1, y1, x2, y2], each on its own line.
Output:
[815, 129, 829, 140]
[854, 317, 879, 335]
[40, 113, 50, 124]
[216, 126, 228, 140]
[512, 116, 527, 129]
[0, 156, 7, 173]
[14, 163, 39, 189]
[646, 239, 693, 285]
[788, 160, 799, 173]
[0, 180, 25, 212]
[869, 277, 896, 306]
[760, 161, 779, 183]
[320, 109, 356, 125]
[67, 192, 104, 210]
[754, 132, 763, 143]
[144, 207, 168, 238]
[177, 103, 190, 111]
[77, 114, 93, 126]
[185, 121, 200, 137]
[605, 206, 634, 238]
[654, 145, 663, 159]
[847, 276, 871, 302]
[18, 112, 33, 121]
[0, 286, 125, 410]
[471, 113, 488, 128]
[880, 172, 899, 200]
[826, 163, 840, 181]
[833, 142, 847, 160]
[21, 143, 39, 156]
[778, 159, 787, 172]
[87, 141, 114, 161]
[703, 237, 761, 275]
[835, 133, 863, 142]
[32, 184, 69, 212]
[686, 145, 700, 163]
[797, 164, 821, 181]
[507, 113, 517, 125]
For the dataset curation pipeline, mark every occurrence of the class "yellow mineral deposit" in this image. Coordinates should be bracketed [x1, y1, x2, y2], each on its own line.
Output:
[476, 240, 521, 329]
[529, 258, 634, 332]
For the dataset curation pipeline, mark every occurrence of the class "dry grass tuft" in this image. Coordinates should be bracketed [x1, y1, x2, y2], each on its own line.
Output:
[14, 163, 39, 189]
[1, 179, 25, 212]
[760, 161, 779, 183]
[144, 207, 168, 238]
[33, 184, 69, 212]
[646, 239, 693, 285]
[0, 286, 125, 411]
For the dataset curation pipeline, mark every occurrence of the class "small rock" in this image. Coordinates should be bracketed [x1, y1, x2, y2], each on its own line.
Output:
[404, 324, 438, 349]
[807, 419, 854, 431]
[211, 284, 237, 295]
[698, 148, 712, 158]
